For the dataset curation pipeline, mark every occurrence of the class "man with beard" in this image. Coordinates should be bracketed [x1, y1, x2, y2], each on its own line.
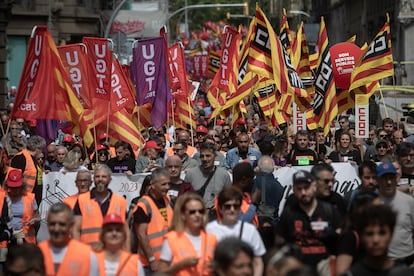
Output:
[185, 142, 231, 212]
[226, 132, 262, 169]
[38, 202, 99, 275]
[276, 170, 341, 267]
[72, 164, 128, 250]
[397, 142, 414, 185]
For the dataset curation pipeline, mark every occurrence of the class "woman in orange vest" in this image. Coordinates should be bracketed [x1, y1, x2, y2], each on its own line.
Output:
[96, 214, 144, 275]
[158, 193, 217, 276]
[5, 168, 39, 244]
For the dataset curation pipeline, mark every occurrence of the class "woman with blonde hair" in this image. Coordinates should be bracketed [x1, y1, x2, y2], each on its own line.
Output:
[59, 149, 87, 174]
[159, 193, 217, 276]
[96, 213, 144, 275]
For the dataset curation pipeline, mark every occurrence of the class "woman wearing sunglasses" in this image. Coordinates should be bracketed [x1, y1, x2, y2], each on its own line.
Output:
[206, 186, 266, 276]
[159, 193, 217, 276]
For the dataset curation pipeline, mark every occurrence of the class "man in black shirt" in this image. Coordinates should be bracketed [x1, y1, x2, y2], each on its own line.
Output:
[107, 140, 136, 175]
[276, 170, 340, 267]
[311, 163, 347, 216]
[287, 130, 318, 166]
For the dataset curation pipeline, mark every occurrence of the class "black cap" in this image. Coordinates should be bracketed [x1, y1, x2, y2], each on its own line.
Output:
[292, 170, 315, 185]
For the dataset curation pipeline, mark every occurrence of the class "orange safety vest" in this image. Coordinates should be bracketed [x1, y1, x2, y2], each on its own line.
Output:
[13, 149, 37, 193]
[96, 250, 139, 276]
[134, 195, 173, 266]
[21, 193, 36, 244]
[78, 192, 127, 247]
[62, 194, 79, 210]
[39, 239, 92, 276]
[164, 230, 217, 276]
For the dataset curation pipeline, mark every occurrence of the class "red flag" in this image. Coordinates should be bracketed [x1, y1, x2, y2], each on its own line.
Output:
[167, 43, 189, 95]
[82, 37, 112, 101]
[12, 26, 84, 123]
[58, 44, 91, 108]
[192, 54, 209, 79]
[110, 58, 135, 113]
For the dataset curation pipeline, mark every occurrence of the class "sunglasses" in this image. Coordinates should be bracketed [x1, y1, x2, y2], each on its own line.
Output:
[223, 129, 230, 132]
[379, 135, 387, 139]
[223, 203, 241, 210]
[319, 178, 334, 184]
[188, 209, 205, 215]
[98, 151, 108, 156]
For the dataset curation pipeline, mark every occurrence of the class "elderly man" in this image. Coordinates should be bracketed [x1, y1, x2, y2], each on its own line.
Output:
[38, 202, 99, 275]
[72, 164, 128, 250]
[49, 146, 67, 172]
[62, 169, 92, 209]
[10, 135, 46, 205]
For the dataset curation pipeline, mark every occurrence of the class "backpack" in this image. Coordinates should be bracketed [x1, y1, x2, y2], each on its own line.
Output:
[256, 177, 278, 227]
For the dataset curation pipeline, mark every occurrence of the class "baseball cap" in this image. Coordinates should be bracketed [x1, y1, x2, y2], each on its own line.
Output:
[7, 169, 23, 188]
[292, 170, 315, 185]
[196, 125, 208, 134]
[216, 119, 225, 126]
[376, 162, 397, 177]
[96, 144, 108, 151]
[62, 135, 75, 143]
[102, 214, 123, 226]
[236, 118, 246, 125]
[144, 140, 161, 150]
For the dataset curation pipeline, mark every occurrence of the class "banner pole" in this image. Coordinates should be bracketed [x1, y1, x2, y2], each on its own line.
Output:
[105, 101, 110, 141]
[378, 84, 389, 118]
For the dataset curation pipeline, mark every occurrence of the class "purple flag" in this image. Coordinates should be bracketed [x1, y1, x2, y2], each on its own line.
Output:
[132, 37, 171, 128]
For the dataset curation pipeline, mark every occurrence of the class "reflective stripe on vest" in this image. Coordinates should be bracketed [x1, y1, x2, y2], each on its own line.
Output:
[136, 195, 173, 266]
[22, 193, 36, 244]
[78, 192, 127, 246]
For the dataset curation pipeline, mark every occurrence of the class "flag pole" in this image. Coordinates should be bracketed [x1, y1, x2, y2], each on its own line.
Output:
[187, 96, 194, 146]
[92, 110, 98, 163]
[105, 101, 111, 140]
[392, 75, 399, 124]
[378, 83, 389, 118]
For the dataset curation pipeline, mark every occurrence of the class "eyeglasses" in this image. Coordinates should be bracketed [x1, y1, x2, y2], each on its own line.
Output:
[223, 203, 241, 210]
[188, 209, 205, 215]
[379, 135, 387, 139]
[319, 178, 334, 184]
[223, 129, 230, 132]
[98, 151, 108, 156]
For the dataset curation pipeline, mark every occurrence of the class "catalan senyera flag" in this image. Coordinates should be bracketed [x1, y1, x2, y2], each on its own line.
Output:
[255, 80, 276, 118]
[134, 104, 152, 130]
[82, 37, 112, 101]
[291, 22, 314, 112]
[306, 17, 338, 135]
[207, 26, 240, 109]
[207, 49, 221, 78]
[58, 44, 91, 108]
[349, 13, 394, 91]
[12, 26, 84, 124]
[174, 92, 196, 129]
[280, 8, 292, 56]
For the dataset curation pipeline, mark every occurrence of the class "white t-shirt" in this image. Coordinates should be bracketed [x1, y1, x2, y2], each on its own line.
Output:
[206, 220, 266, 257]
[160, 232, 202, 262]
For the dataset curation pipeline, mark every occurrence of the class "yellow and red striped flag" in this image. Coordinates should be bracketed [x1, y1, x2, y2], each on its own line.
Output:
[349, 13, 394, 91]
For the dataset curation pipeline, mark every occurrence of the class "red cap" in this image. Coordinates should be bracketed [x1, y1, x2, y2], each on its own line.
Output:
[196, 125, 208, 134]
[62, 135, 75, 143]
[7, 169, 23, 188]
[102, 214, 124, 226]
[216, 119, 225, 126]
[99, 133, 108, 140]
[196, 101, 205, 108]
[144, 141, 161, 150]
[96, 144, 108, 151]
[236, 118, 246, 125]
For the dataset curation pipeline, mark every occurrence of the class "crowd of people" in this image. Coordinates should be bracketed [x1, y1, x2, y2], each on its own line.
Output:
[2, 107, 414, 275]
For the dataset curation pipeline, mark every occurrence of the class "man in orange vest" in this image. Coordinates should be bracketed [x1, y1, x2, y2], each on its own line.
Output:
[38, 202, 99, 275]
[62, 169, 92, 209]
[133, 168, 173, 274]
[72, 164, 129, 250]
[10, 135, 46, 205]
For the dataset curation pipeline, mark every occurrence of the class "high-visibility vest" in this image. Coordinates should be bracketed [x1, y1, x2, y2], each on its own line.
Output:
[62, 194, 78, 210]
[167, 146, 197, 157]
[21, 193, 36, 244]
[96, 250, 139, 276]
[39, 239, 92, 276]
[164, 230, 217, 276]
[134, 195, 173, 266]
[13, 149, 37, 193]
[78, 192, 127, 247]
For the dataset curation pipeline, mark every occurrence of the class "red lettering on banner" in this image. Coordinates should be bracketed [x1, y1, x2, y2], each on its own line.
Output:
[357, 107, 366, 137]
